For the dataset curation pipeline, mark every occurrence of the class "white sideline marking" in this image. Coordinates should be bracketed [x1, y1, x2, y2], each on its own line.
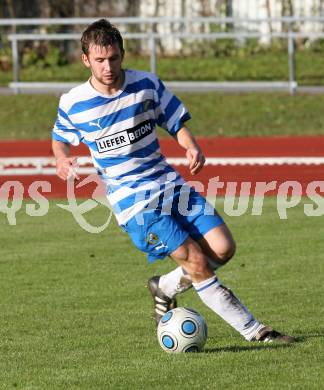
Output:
[167, 157, 324, 166]
[0, 156, 324, 176]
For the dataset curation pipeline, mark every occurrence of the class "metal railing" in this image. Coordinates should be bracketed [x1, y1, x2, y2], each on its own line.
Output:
[2, 17, 324, 94]
[2, 15, 324, 26]
[7, 30, 299, 94]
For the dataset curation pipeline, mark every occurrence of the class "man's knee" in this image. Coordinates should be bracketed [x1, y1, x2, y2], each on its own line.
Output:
[217, 239, 236, 264]
[207, 237, 236, 267]
[198, 224, 236, 266]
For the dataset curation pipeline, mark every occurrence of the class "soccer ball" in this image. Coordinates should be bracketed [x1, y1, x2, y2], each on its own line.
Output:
[157, 307, 208, 353]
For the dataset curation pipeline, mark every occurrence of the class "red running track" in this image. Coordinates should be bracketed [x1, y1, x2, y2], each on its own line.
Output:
[1, 136, 324, 198]
[1, 136, 324, 157]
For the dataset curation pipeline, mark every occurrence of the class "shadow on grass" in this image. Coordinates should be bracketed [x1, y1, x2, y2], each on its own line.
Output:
[204, 343, 295, 354]
[293, 334, 324, 342]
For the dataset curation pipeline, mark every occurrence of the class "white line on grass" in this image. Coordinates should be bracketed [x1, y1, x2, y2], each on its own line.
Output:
[1, 156, 324, 175]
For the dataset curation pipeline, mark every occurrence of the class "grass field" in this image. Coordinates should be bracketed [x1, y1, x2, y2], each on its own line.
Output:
[1, 92, 324, 140]
[1, 198, 323, 389]
[1, 50, 324, 86]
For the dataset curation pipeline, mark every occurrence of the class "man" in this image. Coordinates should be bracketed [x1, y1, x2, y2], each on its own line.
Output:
[52, 19, 294, 344]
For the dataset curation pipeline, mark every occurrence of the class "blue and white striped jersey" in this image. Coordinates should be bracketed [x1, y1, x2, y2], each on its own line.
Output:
[52, 69, 191, 225]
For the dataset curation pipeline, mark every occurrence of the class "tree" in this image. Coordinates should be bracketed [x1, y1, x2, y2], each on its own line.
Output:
[225, 0, 233, 31]
[281, 0, 294, 32]
[265, 0, 273, 35]
[124, 0, 141, 55]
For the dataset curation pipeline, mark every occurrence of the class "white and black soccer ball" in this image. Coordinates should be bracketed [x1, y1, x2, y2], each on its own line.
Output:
[157, 307, 208, 353]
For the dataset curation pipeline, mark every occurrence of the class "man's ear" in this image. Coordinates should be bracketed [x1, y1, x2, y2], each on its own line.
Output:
[81, 53, 90, 68]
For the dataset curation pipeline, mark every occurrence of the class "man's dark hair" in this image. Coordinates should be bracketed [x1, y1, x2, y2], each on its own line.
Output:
[81, 19, 124, 56]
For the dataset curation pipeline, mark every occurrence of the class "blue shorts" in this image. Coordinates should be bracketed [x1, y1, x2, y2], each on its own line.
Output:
[121, 186, 224, 263]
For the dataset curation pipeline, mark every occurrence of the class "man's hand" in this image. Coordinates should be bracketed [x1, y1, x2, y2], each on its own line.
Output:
[174, 126, 206, 175]
[186, 148, 205, 175]
[56, 156, 80, 181]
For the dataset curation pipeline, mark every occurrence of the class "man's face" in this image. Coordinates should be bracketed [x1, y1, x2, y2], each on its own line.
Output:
[82, 43, 124, 89]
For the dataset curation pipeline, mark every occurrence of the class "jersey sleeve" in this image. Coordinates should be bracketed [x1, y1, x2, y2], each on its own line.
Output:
[51, 96, 82, 146]
[154, 78, 191, 135]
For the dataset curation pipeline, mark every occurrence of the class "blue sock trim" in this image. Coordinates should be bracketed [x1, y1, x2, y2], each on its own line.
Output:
[194, 277, 218, 292]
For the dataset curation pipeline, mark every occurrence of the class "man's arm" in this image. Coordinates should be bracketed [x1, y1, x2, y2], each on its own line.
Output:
[174, 126, 205, 175]
[52, 140, 80, 181]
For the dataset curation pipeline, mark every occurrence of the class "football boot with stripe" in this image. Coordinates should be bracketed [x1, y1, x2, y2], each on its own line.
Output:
[252, 326, 295, 343]
[147, 275, 177, 326]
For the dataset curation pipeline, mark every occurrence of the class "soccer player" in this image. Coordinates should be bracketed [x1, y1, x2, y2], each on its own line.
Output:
[52, 19, 294, 344]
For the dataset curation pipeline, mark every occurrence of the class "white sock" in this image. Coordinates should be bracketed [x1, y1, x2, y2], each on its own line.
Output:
[158, 259, 222, 299]
[193, 275, 263, 340]
[159, 267, 192, 298]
